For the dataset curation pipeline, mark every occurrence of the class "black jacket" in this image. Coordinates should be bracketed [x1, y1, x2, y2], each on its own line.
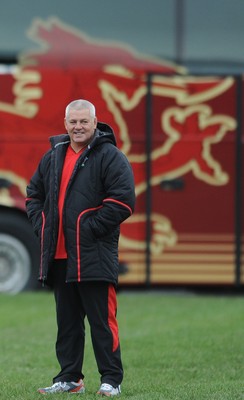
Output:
[26, 122, 135, 285]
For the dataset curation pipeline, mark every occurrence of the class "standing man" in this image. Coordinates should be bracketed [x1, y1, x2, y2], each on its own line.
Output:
[26, 99, 135, 396]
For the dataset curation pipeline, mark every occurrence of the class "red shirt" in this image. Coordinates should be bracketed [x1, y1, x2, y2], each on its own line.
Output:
[55, 145, 86, 259]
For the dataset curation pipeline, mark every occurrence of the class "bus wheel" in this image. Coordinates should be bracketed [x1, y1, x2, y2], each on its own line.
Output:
[0, 211, 40, 294]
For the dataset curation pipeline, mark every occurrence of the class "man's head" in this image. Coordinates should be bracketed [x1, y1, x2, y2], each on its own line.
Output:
[64, 99, 97, 152]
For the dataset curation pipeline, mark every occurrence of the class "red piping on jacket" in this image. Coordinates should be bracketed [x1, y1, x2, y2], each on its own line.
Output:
[103, 198, 133, 215]
[40, 211, 46, 280]
[76, 198, 132, 281]
[76, 206, 103, 281]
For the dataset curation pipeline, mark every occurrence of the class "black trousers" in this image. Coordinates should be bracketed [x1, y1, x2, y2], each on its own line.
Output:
[51, 260, 123, 387]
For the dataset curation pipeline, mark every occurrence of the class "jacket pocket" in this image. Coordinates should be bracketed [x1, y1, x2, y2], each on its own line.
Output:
[76, 206, 102, 281]
[77, 206, 102, 240]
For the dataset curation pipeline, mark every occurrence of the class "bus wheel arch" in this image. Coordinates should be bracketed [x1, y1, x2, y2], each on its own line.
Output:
[0, 208, 40, 294]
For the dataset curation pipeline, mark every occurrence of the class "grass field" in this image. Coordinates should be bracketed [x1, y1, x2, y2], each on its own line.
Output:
[1, 290, 244, 399]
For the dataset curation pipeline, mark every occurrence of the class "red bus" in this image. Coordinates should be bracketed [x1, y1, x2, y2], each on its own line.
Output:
[0, 19, 243, 293]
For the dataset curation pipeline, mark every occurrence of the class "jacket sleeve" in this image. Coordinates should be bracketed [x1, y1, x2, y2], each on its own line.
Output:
[89, 147, 135, 238]
[25, 155, 47, 237]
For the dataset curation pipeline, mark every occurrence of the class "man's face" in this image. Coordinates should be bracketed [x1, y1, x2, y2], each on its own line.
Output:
[64, 108, 97, 152]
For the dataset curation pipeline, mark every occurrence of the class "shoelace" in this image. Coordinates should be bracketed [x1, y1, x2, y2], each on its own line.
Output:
[52, 382, 67, 390]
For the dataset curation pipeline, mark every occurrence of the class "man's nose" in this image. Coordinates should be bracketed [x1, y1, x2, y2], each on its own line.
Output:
[75, 122, 83, 129]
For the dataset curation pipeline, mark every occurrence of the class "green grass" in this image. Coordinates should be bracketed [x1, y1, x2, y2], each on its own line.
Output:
[1, 290, 244, 399]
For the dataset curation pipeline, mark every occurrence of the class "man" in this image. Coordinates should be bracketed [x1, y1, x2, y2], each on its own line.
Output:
[26, 99, 135, 396]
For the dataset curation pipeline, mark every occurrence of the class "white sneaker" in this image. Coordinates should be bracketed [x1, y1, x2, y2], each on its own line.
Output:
[37, 379, 85, 394]
[97, 383, 121, 396]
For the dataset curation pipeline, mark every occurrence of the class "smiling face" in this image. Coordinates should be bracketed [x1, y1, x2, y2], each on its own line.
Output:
[64, 108, 97, 152]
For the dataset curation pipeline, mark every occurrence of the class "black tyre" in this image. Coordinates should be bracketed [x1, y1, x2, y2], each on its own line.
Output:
[0, 210, 40, 294]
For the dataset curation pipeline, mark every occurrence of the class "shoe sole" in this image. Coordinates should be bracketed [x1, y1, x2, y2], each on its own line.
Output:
[37, 388, 85, 394]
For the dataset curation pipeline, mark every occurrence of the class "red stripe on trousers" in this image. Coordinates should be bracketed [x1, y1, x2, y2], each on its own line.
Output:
[108, 285, 119, 352]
